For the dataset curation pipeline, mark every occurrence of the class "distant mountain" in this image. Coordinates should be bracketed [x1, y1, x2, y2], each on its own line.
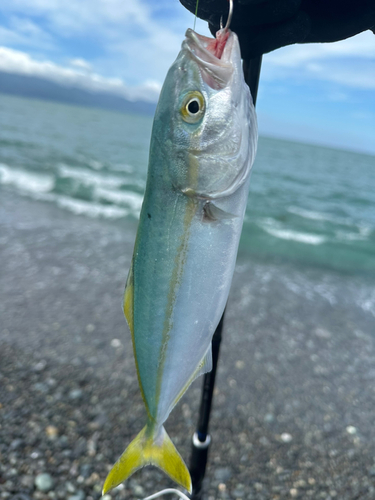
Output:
[0, 71, 156, 116]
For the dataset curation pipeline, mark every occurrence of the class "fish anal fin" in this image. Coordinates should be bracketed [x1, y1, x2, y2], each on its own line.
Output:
[197, 343, 213, 377]
[171, 344, 213, 410]
[102, 425, 192, 495]
[203, 202, 237, 222]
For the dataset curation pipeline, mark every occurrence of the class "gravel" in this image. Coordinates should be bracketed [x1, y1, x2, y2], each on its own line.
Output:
[1, 193, 375, 499]
[34, 473, 54, 492]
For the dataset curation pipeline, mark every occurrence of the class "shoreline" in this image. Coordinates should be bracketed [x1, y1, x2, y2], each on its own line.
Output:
[1, 192, 375, 499]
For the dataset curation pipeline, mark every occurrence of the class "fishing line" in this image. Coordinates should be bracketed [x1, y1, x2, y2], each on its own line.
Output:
[193, 0, 199, 31]
[142, 488, 190, 500]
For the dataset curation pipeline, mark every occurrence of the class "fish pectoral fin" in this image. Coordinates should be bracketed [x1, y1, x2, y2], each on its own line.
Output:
[203, 202, 237, 222]
[102, 425, 192, 495]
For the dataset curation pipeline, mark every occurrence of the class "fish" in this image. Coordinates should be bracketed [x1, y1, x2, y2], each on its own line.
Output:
[102, 26, 257, 495]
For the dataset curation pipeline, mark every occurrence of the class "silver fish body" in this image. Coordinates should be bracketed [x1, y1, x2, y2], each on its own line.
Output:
[103, 27, 257, 495]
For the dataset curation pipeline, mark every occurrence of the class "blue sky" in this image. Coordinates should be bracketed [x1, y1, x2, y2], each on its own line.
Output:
[0, 0, 374, 154]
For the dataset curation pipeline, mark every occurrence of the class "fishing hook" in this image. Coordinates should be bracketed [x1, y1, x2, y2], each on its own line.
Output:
[142, 488, 190, 500]
[220, 0, 234, 31]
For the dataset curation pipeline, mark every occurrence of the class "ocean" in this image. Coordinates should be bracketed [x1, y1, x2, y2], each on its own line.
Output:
[1, 92, 375, 315]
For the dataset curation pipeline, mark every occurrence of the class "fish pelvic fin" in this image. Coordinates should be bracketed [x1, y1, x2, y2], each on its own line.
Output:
[102, 424, 192, 495]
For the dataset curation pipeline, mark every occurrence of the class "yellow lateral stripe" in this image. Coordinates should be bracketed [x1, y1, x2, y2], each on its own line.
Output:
[154, 196, 198, 408]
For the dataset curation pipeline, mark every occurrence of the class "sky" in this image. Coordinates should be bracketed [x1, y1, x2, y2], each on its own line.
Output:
[0, 0, 374, 154]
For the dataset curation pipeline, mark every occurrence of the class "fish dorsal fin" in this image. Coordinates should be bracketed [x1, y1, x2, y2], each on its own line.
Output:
[203, 202, 237, 222]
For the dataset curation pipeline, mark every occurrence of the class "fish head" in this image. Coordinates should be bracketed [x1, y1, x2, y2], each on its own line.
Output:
[153, 28, 257, 200]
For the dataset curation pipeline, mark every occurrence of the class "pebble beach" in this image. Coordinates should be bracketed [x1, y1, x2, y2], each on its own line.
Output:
[2, 190, 375, 500]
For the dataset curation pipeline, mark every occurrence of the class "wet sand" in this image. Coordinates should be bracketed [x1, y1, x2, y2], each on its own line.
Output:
[1, 191, 375, 500]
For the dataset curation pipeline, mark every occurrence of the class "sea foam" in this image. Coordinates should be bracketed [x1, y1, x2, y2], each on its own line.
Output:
[0, 162, 139, 219]
[55, 195, 128, 218]
[96, 187, 143, 213]
[258, 218, 325, 245]
[58, 164, 126, 189]
[0, 163, 54, 194]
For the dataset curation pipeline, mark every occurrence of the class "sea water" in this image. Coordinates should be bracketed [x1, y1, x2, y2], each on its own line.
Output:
[1, 93, 374, 281]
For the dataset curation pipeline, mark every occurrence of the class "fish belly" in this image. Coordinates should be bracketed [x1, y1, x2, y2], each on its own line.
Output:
[156, 180, 251, 424]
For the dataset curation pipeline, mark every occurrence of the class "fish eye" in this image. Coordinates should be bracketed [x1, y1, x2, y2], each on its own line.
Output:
[181, 91, 205, 123]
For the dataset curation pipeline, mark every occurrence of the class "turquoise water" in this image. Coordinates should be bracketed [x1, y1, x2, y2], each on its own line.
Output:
[1, 93, 374, 275]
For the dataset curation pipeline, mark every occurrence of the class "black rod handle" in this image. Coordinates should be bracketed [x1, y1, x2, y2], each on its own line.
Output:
[243, 55, 263, 105]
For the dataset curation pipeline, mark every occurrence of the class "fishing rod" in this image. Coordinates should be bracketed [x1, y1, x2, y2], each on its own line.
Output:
[189, 4, 262, 498]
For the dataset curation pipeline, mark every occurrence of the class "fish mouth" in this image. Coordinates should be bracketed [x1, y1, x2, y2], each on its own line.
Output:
[183, 28, 235, 88]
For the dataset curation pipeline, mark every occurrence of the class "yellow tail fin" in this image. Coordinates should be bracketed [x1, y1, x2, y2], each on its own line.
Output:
[102, 425, 192, 495]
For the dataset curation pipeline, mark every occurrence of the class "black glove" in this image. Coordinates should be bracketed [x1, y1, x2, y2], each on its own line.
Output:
[179, 0, 375, 59]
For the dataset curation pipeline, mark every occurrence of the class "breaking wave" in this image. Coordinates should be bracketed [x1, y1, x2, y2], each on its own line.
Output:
[0, 162, 144, 219]
[0, 163, 54, 194]
[257, 218, 326, 245]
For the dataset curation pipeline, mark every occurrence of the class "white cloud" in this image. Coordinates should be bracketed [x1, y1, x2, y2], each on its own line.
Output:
[264, 30, 375, 90]
[315, 62, 375, 90]
[0, 0, 213, 101]
[70, 58, 92, 72]
[267, 30, 375, 67]
[0, 13, 57, 54]
[0, 0, 212, 93]
[0, 46, 161, 102]
[0, 23, 53, 51]
[1, 0, 373, 92]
